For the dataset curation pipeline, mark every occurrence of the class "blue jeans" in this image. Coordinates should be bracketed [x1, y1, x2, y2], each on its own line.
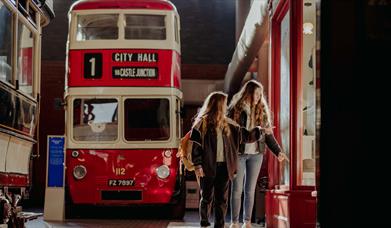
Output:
[230, 153, 263, 223]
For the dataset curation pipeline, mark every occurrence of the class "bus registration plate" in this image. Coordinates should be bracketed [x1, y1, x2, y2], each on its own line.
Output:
[108, 179, 135, 186]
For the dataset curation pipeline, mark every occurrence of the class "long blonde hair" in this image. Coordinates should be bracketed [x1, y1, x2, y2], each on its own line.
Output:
[228, 80, 272, 127]
[192, 91, 230, 135]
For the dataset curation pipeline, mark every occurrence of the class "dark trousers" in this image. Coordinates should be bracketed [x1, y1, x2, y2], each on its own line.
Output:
[199, 163, 229, 228]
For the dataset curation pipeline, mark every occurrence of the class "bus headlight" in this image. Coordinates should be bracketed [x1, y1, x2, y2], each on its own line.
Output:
[156, 165, 170, 179]
[73, 165, 87, 180]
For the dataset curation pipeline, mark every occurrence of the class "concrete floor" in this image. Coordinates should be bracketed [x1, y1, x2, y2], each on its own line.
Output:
[25, 209, 265, 228]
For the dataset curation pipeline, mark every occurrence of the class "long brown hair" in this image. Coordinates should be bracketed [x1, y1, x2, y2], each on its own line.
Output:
[192, 91, 230, 135]
[228, 80, 272, 127]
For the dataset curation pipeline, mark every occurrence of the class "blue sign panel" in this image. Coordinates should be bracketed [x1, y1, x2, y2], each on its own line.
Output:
[47, 136, 65, 187]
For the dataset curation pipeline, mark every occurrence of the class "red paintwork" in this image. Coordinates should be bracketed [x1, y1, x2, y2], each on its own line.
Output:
[0, 172, 29, 187]
[266, 0, 316, 227]
[266, 190, 316, 228]
[21, 48, 33, 85]
[268, 0, 290, 190]
[290, 0, 303, 190]
[72, 0, 175, 11]
[172, 51, 181, 88]
[68, 49, 181, 88]
[66, 148, 179, 205]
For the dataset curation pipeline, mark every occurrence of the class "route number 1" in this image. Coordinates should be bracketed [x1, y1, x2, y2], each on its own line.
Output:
[84, 53, 102, 78]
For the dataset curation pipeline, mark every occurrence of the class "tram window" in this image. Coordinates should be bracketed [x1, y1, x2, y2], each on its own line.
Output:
[18, 0, 27, 9]
[174, 16, 178, 43]
[18, 99, 36, 136]
[0, 3, 13, 85]
[124, 15, 166, 40]
[176, 99, 180, 138]
[124, 98, 170, 141]
[0, 86, 36, 136]
[28, 4, 36, 25]
[17, 21, 34, 97]
[76, 14, 118, 41]
[73, 98, 118, 141]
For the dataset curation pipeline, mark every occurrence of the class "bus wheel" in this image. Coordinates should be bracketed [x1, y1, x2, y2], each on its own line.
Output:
[170, 177, 186, 219]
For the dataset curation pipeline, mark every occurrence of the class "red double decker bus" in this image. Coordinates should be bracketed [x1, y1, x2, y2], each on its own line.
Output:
[64, 0, 184, 218]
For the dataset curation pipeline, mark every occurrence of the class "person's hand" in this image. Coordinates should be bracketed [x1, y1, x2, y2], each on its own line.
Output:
[278, 152, 289, 162]
[195, 167, 205, 177]
[263, 126, 275, 135]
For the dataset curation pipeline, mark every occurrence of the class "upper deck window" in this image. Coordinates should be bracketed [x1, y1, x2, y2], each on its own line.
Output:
[0, 3, 13, 84]
[124, 15, 166, 40]
[17, 21, 34, 96]
[76, 14, 118, 41]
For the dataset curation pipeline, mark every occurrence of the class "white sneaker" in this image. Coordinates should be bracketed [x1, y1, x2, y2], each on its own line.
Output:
[229, 223, 240, 228]
[241, 222, 252, 228]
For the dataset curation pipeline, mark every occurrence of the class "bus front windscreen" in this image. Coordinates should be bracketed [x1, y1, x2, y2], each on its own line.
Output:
[73, 98, 118, 141]
[124, 98, 170, 141]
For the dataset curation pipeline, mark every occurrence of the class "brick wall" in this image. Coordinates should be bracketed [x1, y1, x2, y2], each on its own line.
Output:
[171, 0, 235, 64]
[31, 61, 65, 204]
[42, 0, 235, 64]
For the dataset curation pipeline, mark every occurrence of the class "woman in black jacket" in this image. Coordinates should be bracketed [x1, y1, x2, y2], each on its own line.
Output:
[190, 91, 270, 228]
[228, 80, 288, 228]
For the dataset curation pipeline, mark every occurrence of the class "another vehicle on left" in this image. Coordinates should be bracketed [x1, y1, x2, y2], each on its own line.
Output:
[0, 0, 54, 227]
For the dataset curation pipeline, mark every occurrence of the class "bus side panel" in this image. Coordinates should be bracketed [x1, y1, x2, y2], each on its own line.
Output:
[0, 132, 31, 187]
[66, 148, 179, 205]
[172, 51, 181, 89]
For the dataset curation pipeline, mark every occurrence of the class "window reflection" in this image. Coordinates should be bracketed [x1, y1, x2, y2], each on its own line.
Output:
[73, 98, 118, 141]
[300, 0, 318, 186]
[77, 14, 119, 40]
[0, 86, 36, 136]
[279, 10, 290, 186]
[124, 15, 166, 40]
[0, 3, 13, 84]
[17, 21, 34, 96]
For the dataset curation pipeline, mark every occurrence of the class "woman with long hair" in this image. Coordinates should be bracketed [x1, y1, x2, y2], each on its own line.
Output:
[228, 80, 288, 228]
[190, 91, 269, 228]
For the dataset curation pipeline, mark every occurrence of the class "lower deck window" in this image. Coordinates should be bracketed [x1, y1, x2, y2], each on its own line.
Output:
[73, 98, 118, 141]
[124, 98, 170, 141]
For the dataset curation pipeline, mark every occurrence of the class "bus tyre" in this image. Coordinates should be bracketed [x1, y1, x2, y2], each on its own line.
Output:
[170, 178, 186, 219]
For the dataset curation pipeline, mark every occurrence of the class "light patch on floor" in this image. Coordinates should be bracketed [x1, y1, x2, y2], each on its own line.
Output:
[167, 222, 200, 227]
[167, 222, 264, 228]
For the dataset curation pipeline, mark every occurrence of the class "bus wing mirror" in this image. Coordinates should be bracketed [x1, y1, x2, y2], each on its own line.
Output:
[180, 108, 186, 118]
[54, 98, 66, 110]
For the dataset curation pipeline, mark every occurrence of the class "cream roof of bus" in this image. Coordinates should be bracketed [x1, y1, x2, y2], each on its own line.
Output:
[71, 0, 177, 12]
[68, 8, 180, 52]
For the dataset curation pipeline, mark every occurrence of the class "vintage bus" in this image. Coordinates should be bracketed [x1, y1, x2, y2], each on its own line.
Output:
[64, 0, 184, 218]
[0, 0, 54, 226]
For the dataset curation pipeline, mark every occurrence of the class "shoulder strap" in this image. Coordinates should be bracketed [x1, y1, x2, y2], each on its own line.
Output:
[201, 117, 207, 147]
[226, 117, 240, 127]
[192, 117, 207, 147]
